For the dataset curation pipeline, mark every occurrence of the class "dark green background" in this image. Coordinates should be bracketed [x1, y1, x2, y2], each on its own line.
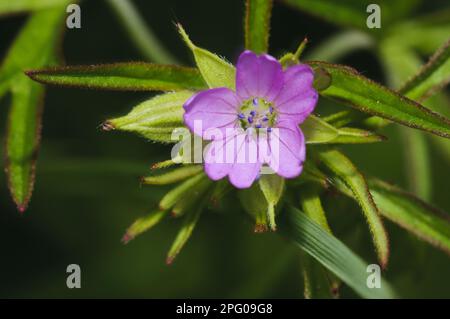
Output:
[0, 0, 449, 298]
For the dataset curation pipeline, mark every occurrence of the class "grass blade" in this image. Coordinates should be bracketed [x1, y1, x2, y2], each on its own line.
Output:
[281, 206, 396, 299]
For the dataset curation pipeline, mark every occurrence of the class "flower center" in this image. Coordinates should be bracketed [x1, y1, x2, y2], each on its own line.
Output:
[237, 97, 277, 131]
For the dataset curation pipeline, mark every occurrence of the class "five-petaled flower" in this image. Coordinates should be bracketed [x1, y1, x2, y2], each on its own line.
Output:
[183, 50, 318, 188]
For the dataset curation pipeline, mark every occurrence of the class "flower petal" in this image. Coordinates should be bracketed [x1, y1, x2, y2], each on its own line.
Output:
[274, 64, 318, 124]
[183, 88, 240, 139]
[228, 133, 262, 188]
[204, 132, 237, 180]
[236, 50, 284, 102]
[268, 120, 305, 178]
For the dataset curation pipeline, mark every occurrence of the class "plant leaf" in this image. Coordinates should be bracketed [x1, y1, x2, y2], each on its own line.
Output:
[283, 0, 421, 30]
[244, 0, 273, 54]
[177, 24, 236, 89]
[106, 91, 193, 141]
[27, 63, 207, 91]
[259, 174, 284, 231]
[142, 165, 203, 185]
[299, 186, 332, 234]
[281, 206, 396, 299]
[0, 5, 68, 212]
[317, 149, 389, 268]
[369, 179, 450, 256]
[400, 39, 450, 101]
[122, 209, 167, 244]
[308, 61, 450, 138]
[302, 115, 385, 144]
[159, 173, 208, 211]
[166, 206, 203, 264]
[0, 0, 70, 15]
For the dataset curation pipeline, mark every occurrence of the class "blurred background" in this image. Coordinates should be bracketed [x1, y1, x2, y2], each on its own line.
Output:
[0, 0, 449, 298]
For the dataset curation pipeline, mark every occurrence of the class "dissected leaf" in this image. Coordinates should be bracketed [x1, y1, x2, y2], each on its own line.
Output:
[317, 149, 389, 268]
[281, 206, 396, 299]
[27, 63, 207, 91]
[244, 0, 273, 54]
[177, 24, 236, 89]
[307, 61, 450, 138]
[300, 186, 332, 234]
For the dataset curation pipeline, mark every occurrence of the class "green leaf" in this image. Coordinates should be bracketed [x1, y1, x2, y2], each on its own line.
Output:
[369, 179, 450, 256]
[283, 0, 421, 30]
[142, 165, 203, 185]
[27, 63, 207, 91]
[299, 188, 338, 298]
[5, 77, 43, 212]
[166, 206, 203, 264]
[301, 253, 337, 299]
[122, 209, 167, 244]
[177, 24, 236, 89]
[0, 6, 68, 212]
[259, 174, 284, 231]
[317, 149, 389, 268]
[302, 115, 386, 144]
[400, 39, 450, 101]
[281, 206, 396, 299]
[0, 0, 70, 15]
[299, 186, 332, 234]
[378, 42, 434, 200]
[308, 61, 450, 138]
[171, 177, 212, 217]
[106, 91, 193, 142]
[244, 0, 273, 54]
[159, 173, 208, 211]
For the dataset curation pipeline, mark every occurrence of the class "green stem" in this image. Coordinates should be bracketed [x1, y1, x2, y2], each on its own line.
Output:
[106, 0, 178, 64]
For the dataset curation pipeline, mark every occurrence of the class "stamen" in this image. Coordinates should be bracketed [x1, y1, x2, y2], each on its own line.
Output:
[255, 124, 262, 129]
[253, 98, 258, 106]
[267, 127, 272, 132]
[247, 116, 253, 124]
[269, 106, 274, 114]
[262, 117, 269, 122]
[250, 110, 256, 116]
[238, 113, 245, 119]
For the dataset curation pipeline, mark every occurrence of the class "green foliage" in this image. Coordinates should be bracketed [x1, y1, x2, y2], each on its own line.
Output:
[369, 179, 450, 256]
[0, 5, 68, 211]
[244, 0, 273, 54]
[27, 63, 207, 91]
[178, 24, 236, 89]
[142, 165, 203, 185]
[317, 149, 389, 268]
[302, 115, 385, 144]
[308, 61, 450, 138]
[122, 209, 167, 244]
[0, 0, 70, 15]
[282, 206, 396, 299]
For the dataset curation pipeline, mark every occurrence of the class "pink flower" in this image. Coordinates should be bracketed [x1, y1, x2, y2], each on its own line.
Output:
[183, 50, 318, 188]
